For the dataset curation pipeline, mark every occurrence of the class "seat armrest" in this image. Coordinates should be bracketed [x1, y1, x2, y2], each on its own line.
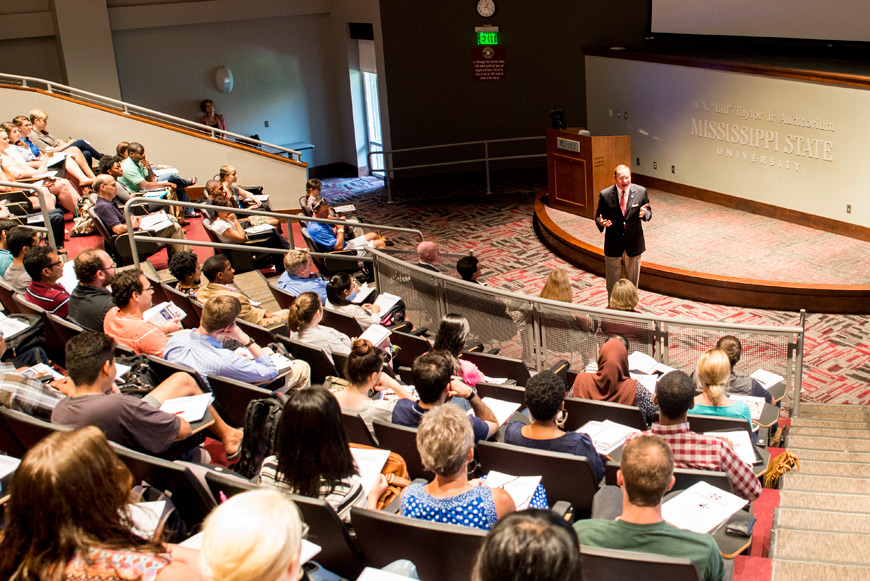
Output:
[551, 500, 575, 523]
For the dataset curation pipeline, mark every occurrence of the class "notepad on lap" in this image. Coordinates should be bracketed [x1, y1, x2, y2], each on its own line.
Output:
[159, 393, 213, 422]
[662, 481, 748, 534]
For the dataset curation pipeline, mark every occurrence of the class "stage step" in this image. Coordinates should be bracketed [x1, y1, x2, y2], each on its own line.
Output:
[779, 491, 870, 514]
[773, 559, 870, 581]
[775, 507, 870, 534]
[791, 418, 870, 430]
[798, 408, 870, 422]
[789, 427, 870, 439]
[786, 434, 870, 453]
[781, 473, 870, 495]
[796, 460, 870, 478]
[785, 448, 870, 464]
[772, 528, 870, 566]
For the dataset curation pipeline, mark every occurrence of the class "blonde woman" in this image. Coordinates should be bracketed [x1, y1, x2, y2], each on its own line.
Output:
[608, 278, 639, 312]
[539, 268, 573, 303]
[692, 348, 752, 424]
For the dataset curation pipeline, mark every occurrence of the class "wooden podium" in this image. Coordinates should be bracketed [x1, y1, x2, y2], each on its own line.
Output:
[546, 128, 630, 219]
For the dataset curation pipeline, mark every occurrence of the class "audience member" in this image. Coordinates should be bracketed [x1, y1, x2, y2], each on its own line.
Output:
[276, 247, 328, 303]
[197, 254, 289, 325]
[309, 198, 386, 251]
[199, 99, 227, 136]
[4, 119, 96, 190]
[0, 426, 202, 580]
[693, 348, 753, 424]
[0, 128, 77, 212]
[334, 338, 413, 432]
[392, 352, 498, 442]
[168, 250, 202, 299]
[539, 268, 573, 303]
[326, 271, 380, 330]
[116, 141, 129, 158]
[207, 195, 285, 272]
[201, 179, 224, 220]
[259, 387, 388, 523]
[103, 270, 180, 356]
[27, 109, 104, 164]
[68, 248, 116, 332]
[119, 142, 197, 218]
[92, 174, 191, 259]
[287, 291, 351, 361]
[416, 240, 440, 271]
[400, 404, 518, 530]
[23, 245, 70, 317]
[457, 254, 486, 285]
[691, 335, 773, 404]
[0, 177, 65, 249]
[200, 490, 303, 581]
[571, 337, 658, 422]
[432, 313, 484, 386]
[3, 226, 40, 292]
[0, 218, 18, 276]
[640, 370, 762, 501]
[472, 509, 581, 581]
[98, 153, 185, 222]
[609, 277, 639, 311]
[504, 371, 605, 482]
[219, 165, 273, 215]
[304, 178, 322, 213]
[165, 294, 309, 390]
[573, 434, 726, 581]
[52, 331, 243, 457]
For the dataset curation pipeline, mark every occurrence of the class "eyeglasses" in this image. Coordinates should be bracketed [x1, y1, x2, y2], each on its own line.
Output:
[312, 198, 327, 210]
[101, 262, 117, 271]
[48, 260, 63, 268]
[301, 522, 310, 540]
[141, 285, 154, 293]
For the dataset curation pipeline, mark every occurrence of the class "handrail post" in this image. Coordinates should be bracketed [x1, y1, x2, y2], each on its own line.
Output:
[386, 152, 394, 204]
[792, 309, 806, 418]
[484, 141, 491, 195]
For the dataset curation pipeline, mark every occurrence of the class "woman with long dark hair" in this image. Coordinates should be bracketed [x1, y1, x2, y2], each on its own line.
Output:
[326, 271, 381, 330]
[0, 426, 201, 580]
[432, 313, 485, 387]
[259, 387, 387, 522]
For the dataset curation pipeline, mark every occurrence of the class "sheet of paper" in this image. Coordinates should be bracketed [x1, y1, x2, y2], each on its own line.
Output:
[56, 260, 79, 294]
[703, 430, 756, 466]
[482, 376, 510, 385]
[485, 470, 542, 510]
[139, 210, 173, 232]
[300, 539, 322, 564]
[0, 312, 31, 340]
[152, 167, 178, 180]
[628, 351, 658, 374]
[159, 393, 214, 422]
[0, 455, 21, 479]
[245, 224, 275, 236]
[21, 363, 64, 381]
[631, 372, 658, 394]
[350, 447, 390, 497]
[373, 292, 402, 315]
[359, 324, 391, 349]
[115, 363, 132, 380]
[141, 189, 169, 199]
[143, 301, 185, 326]
[26, 214, 44, 224]
[254, 194, 270, 202]
[479, 397, 521, 425]
[269, 352, 294, 374]
[750, 369, 784, 390]
[357, 567, 419, 581]
[350, 282, 377, 304]
[662, 481, 748, 534]
[333, 204, 356, 213]
[128, 500, 167, 539]
[576, 419, 641, 455]
[728, 395, 765, 420]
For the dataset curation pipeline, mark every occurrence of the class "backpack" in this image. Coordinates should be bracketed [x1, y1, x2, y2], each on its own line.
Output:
[234, 393, 287, 478]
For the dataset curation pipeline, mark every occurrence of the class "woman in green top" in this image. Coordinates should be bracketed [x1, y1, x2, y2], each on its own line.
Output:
[692, 348, 752, 425]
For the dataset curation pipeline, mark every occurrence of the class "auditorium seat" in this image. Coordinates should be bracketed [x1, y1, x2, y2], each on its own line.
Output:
[372, 420, 429, 480]
[390, 330, 431, 369]
[561, 397, 648, 432]
[276, 334, 342, 385]
[603, 461, 734, 494]
[267, 281, 296, 310]
[161, 283, 201, 328]
[579, 545, 701, 581]
[88, 206, 163, 266]
[321, 307, 364, 339]
[207, 374, 274, 428]
[0, 407, 69, 451]
[460, 351, 531, 386]
[475, 381, 527, 407]
[342, 412, 378, 447]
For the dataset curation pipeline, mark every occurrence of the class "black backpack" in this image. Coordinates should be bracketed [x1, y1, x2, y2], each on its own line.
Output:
[234, 393, 286, 479]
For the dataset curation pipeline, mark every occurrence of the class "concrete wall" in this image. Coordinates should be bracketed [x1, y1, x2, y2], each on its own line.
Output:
[586, 55, 870, 227]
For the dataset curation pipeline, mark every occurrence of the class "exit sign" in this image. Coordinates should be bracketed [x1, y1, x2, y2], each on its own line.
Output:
[477, 31, 498, 45]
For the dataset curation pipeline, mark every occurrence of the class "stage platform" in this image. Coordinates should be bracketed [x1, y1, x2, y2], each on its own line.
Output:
[534, 190, 870, 314]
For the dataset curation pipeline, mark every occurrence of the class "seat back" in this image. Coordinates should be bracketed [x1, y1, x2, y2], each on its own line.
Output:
[460, 351, 531, 386]
[144, 354, 210, 394]
[321, 307, 364, 339]
[12, 294, 63, 362]
[202, 218, 260, 274]
[161, 284, 200, 328]
[687, 413, 753, 439]
[562, 397, 648, 432]
[388, 330, 431, 369]
[341, 412, 377, 447]
[475, 382, 527, 407]
[88, 206, 119, 258]
[579, 545, 701, 581]
[88, 206, 162, 265]
[351, 507, 487, 580]
[267, 282, 296, 310]
[0, 407, 70, 451]
[476, 440, 599, 518]
[276, 335, 339, 385]
[143, 273, 170, 305]
[0, 278, 22, 313]
[207, 374, 273, 428]
[47, 312, 83, 345]
[299, 195, 312, 216]
[111, 443, 216, 535]
[0, 414, 26, 458]
[234, 318, 276, 348]
[603, 460, 734, 493]
[372, 420, 429, 480]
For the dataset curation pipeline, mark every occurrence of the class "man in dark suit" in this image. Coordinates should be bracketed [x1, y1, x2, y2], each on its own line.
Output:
[416, 240, 440, 272]
[596, 165, 652, 297]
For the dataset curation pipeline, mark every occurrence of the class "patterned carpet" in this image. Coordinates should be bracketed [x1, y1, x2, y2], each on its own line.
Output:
[319, 175, 870, 406]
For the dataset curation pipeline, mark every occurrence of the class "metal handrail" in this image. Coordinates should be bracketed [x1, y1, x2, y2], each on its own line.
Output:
[0, 73, 303, 161]
[122, 198, 425, 270]
[0, 181, 57, 248]
[367, 136, 546, 202]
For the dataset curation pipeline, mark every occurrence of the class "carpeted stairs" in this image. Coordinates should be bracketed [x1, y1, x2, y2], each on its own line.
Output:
[771, 403, 870, 580]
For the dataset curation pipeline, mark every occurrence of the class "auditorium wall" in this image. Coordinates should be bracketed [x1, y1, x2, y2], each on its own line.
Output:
[586, 55, 870, 227]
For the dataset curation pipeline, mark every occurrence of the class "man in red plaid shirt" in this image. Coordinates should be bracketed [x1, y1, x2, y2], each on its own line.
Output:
[640, 370, 762, 501]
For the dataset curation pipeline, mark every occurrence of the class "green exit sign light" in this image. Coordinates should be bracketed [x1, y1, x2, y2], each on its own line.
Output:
[477, 31, 498, 45]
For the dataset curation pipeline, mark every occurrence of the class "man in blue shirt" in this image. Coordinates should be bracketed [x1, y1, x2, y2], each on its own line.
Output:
[392, 352, 498, 443]
[164, 294, 310, 391]
[307, 199, 387, 252]
[276, 248, 328, 303]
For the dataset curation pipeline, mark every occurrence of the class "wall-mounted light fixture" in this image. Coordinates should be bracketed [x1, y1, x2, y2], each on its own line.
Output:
[215, 66, 234, 94]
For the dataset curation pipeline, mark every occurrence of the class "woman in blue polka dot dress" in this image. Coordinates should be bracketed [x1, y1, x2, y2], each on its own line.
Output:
[400, 404, 548, 530]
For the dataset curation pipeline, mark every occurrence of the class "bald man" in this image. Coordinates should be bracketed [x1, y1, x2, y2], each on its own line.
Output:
[596, 165, 651, 298]
[416, 240, 440, 272]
